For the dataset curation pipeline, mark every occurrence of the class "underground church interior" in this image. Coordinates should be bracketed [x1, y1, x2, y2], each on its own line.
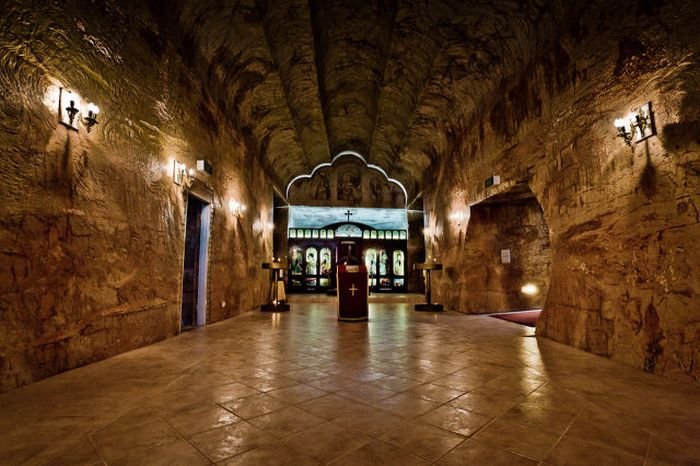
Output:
[0, 0, 699, 464]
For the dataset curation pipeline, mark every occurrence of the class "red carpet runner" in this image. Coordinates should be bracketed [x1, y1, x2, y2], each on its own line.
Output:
[490, 309, 541, 327]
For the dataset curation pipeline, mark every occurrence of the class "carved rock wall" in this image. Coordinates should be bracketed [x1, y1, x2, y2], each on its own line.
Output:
[0, 1, 271, 391]
[437, 199, 551, 313]
[426, 1, 700, 383]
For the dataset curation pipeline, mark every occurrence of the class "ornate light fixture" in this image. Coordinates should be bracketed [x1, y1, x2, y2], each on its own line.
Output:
[228, 199, 247, 216]
[83, 103, 99, 132]
[173, 161, 194, 188]
[614, 102, 655, 146]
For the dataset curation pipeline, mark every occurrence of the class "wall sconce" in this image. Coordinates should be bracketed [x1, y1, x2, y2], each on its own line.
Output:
[83, 103, 99, 132]
[521, 283, 539, 296]
[53, 87, 101, 134]
[173, 161, 194, 188]
[228, 199, 247, 216]
[448, 210, 468, 225]
[65, 99, 79, 127]
[614, 102, 655, 146]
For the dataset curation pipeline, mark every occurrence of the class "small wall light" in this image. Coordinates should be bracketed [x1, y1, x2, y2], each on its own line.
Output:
[614, 102, 655, 146]
[83, 103, 99, 132]
[228, 199, 247, 216]
[173, 161, 193, 187]
[449, 210, 468, 225]
[521, 283, 539, 296]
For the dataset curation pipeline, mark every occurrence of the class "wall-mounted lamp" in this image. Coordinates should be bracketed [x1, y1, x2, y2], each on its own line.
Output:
[173, 161, 194, 188]
[614, 102, 655, 146]
[64, 99, 79, 127]
[228, 199, 247, 216]
[52, 86, 101, 134]
[83, 103, 99, 132]
[521, 283, 539, 296]
[448, 210, 468, 226]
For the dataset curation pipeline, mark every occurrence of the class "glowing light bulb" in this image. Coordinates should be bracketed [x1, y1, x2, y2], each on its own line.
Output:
[521, 283, 539, 296]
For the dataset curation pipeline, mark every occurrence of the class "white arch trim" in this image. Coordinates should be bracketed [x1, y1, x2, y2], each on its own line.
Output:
[285, 151, 408, 206]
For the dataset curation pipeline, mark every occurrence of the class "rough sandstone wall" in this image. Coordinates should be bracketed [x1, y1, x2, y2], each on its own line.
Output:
[0, 1, 271, 391]
[437, 200, 551, 314]
[426, 2, 700, 383]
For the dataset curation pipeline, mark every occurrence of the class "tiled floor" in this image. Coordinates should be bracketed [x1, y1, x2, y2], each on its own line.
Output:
[2, 302, 700, 465]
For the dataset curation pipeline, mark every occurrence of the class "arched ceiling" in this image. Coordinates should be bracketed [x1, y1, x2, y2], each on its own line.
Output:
[177, 0, 558, 199]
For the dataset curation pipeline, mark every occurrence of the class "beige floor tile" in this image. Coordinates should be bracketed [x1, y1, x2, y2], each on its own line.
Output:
[167, 401, 240, 437]
[437, 439, 538, 465]
[223, 393, 289, 419]
[282, 368, 331, 383]
[247, 406, 325, 439]
[544, 435, 644, 466]
[306, 375, 361, 392]
[189, 421, 276, 462]
[565, 405, 650, 457]
[267, 384, 327, 404]
[209, 382, 261, 404]
[449, 391, 521, 417]
[279, 422, 371, 463]
[296, 394, 370, 420]
[111, 438, 210, 465]
[376, 392, 441, 418]
[337, 384, 396, 403]
[3, 302, 700, 465]
[238, 374, 298, 392]
[472, 418, 561, 460]
[500, 403, 576, 435]
[645, 433, 700, 465]
[368, 375, 424, 392]
[409, 383, 464, 403]
[418, 404, 493, 436]
[378, 420, 464, 462]
[329, 439, 430, 465]
[91, 418, 180, 464]
[331, 408, 406, 437]
[219, 443, 320, 465]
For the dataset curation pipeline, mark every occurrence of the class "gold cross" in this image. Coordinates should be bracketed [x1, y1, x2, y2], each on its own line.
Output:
[349, 284, 358, 296]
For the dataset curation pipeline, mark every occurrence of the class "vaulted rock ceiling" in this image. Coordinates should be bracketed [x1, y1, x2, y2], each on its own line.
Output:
[175, 0, 559, 199]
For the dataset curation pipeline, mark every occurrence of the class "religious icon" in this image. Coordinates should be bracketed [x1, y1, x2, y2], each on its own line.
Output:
[290, 247, 303, 275]
[364, 249, 377, 277]
[305, 248, 317, 275]
[394, 279, 405, 287]
[378, 250, 388, 276]
[393, 250, 404, 276]
[320, 248, 332, 276]
[319, 278, 330, 287]
[305, 278, 317, 287]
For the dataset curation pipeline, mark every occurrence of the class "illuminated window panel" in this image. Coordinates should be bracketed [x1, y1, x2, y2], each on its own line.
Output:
[385, 230, 392, 238]
[305, 229, 312, 238]
[363, 230, 370, 239]
[320, 230, 327, 239]
[289, 229, 297, 238]
[370, 230, 377, 239]
[312, 230, 319, 238]
[392, 231, 399, 240]
[327, 229, 334, 239]
[400, 230, 407, 240]
[378, 231, 384, 239]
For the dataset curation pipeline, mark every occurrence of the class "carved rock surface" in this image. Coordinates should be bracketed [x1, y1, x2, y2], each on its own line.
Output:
[0, 1, 272, 391]
[0, 0, 699, 389]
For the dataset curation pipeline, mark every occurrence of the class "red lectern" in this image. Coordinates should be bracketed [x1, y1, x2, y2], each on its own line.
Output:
[337, 264, 369, 321]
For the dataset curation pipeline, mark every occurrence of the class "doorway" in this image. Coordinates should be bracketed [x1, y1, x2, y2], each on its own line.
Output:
[181, 194, 211, 331]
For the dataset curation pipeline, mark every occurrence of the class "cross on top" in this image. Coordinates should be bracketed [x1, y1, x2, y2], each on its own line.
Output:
[345, 209, 353, 222]
[349, 284, 358, 296]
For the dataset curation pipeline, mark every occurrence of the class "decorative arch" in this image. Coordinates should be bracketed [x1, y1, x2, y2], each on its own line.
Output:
[285, 151, 408, 206]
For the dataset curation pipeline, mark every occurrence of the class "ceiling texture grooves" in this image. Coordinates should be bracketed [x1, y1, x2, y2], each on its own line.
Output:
[179, 0, 559, 198]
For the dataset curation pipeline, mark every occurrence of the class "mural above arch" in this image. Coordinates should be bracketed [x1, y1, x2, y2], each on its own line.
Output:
[286, 151, 407, 208]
